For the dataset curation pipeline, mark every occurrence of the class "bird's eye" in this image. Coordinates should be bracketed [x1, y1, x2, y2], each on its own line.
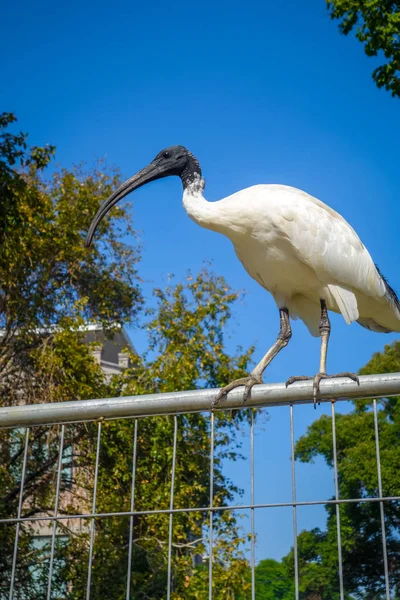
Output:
[163, 151, 170, 159]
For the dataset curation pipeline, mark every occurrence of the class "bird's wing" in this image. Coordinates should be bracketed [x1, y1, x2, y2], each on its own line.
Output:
[275, 187, 386, 305]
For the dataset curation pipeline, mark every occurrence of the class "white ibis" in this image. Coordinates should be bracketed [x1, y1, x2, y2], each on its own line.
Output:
[85, 146, 400, 408]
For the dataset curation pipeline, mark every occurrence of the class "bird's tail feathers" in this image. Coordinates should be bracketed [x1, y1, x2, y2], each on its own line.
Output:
[357, 318, 392, 333]
[375, 264, 400, 320]
[327, 285, 359, 325]
[288, 296, 320, 337]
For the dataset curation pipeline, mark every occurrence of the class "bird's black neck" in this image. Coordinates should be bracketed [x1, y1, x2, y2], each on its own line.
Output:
[181, 152, 202, 190]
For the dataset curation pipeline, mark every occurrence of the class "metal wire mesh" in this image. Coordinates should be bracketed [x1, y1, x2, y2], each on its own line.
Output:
[1, 375, 400, 599]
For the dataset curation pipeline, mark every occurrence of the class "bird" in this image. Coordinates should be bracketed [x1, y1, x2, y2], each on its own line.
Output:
[85, 145, 400, 408]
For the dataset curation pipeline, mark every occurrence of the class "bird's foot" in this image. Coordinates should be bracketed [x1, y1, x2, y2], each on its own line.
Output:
[285, 372, 359, 409]
[212, 374, 263, 409]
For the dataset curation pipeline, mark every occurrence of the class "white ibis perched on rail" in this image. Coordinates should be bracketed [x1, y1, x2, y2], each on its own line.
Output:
[85, 146, 400, 408]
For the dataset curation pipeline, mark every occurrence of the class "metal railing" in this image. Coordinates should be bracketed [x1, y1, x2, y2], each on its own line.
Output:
[1, 373, 400, 600]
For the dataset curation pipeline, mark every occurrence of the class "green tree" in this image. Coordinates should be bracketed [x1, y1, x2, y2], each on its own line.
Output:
[0, 112, 142, 403]
[0, 112, 142, 598]
[326, 0, 400, 98]
[0, 114, 255, 599]
[59, 268, 254, 599]
[254, 558, 295, 599]
[290, 341, 400, 599]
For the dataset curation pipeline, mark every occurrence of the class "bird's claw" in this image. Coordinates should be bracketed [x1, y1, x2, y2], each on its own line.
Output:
[212, 374, 263, 410]
[286, 372, 359, 409]
[285, 375, 311, 388]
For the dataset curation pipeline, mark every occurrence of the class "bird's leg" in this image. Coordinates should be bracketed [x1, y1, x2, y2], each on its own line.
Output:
[318, 298, 330, 374]
[286, 299, 359, 408]
[213, 308, 292, 408]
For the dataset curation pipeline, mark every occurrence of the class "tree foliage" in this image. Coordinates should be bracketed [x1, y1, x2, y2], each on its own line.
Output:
[291, 341, 400, 599]
[0, 112, 142, 402]
[0, 114, 255, 598]
[58, 269, 254, 599]
[244, 342, 400, 600]
[253, 558, 295, 599]
[326, 0, 400, 98]
[0, 112, 143, 598]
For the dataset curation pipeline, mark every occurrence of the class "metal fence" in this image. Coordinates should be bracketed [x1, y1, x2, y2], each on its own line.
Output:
[1, 373, 400, 600]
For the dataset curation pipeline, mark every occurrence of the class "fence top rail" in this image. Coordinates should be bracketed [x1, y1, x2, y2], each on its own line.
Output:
[0, 372, 399, 429]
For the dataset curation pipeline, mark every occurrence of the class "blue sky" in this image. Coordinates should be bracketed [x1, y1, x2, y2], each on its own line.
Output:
[3, 0, 400, 566]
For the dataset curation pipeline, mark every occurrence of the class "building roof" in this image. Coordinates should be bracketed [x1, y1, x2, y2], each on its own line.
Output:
[83, 326, 136, 365]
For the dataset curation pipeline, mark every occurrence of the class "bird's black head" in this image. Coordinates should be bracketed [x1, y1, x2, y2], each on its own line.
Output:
[85, 145, 202, 247]
[153, 145, 194, 177]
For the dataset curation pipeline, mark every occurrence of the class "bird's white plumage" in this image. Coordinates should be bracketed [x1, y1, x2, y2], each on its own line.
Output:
[183, 182, 400, 336]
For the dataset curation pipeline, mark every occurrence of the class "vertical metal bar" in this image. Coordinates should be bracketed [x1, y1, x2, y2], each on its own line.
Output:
[373, 399, 390, 600]
[209, 412, 215, 600]
[250, 411, 255, 600]
[47, 425, 65, 600]
[331, 402, 344, 600]
[290, 405, 299, 600]
[126, 419, 138, 600]
[9, 428, 30, 600]
[167, 416, 178, 599]
[86, 422, 101, 600]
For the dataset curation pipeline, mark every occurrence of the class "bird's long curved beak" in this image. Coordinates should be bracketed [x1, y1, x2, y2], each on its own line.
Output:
[85, 162, 163, 247]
